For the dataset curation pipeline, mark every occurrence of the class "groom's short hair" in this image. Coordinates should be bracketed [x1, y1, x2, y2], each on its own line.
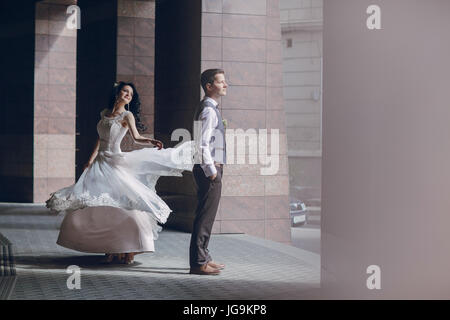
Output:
[201, 68, 225, 93]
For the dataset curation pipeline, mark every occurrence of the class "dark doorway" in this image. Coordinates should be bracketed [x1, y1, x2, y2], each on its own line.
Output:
[154, 0, 201, 145]
[0, 1, 35, 202]
[154, 0, 201, 231]
[76, 0, 117, 179]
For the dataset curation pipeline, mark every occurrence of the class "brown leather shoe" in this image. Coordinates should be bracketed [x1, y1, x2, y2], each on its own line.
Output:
[190, 263, 221, 275]
[208, 261, 225, 270]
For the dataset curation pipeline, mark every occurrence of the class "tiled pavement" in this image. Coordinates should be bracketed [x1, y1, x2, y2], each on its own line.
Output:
[0, 203, 320, 300]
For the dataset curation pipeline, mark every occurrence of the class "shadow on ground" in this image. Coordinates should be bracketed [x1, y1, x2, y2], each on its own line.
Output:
[13, 255, 191, 275]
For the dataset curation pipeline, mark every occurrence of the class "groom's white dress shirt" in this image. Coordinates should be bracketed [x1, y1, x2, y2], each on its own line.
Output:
[199, 97, 220, 177]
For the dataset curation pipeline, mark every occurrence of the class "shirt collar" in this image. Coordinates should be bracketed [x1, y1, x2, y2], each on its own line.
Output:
[204, 96, 219, 108]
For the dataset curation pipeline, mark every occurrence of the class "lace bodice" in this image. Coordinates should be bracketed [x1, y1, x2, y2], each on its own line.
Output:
[97, 109, 130, 153]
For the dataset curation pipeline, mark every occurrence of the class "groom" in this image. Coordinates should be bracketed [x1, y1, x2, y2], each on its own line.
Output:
[189, 69, 228, 275]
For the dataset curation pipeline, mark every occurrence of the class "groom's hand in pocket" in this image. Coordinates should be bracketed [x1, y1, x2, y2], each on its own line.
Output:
[209, 173, 217, 181]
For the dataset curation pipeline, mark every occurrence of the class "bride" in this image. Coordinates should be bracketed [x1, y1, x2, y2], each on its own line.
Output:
[46, 81, 194, 264]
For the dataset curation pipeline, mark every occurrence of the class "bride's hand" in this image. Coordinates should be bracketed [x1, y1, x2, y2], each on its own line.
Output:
[151, 139, 163, 150]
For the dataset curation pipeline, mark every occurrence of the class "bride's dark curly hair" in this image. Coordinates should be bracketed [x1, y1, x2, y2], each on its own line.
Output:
[108, 81, 147, 132]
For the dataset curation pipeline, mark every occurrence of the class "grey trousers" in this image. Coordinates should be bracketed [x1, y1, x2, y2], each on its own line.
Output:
[189, 164, 223, 267]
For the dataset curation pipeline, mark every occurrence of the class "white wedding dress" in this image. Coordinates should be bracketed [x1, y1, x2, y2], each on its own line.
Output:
[46, 108, 195, 253]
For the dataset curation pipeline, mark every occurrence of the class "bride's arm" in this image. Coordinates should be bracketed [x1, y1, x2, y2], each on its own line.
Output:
[124, 113, 163, 149]
[84, 138, 100, 170]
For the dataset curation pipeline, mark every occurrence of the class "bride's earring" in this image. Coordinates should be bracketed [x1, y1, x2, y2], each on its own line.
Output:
[126, 103, 129, 111]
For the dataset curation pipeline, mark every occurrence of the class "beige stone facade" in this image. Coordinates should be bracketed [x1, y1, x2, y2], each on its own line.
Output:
[280, 0, 323, 223]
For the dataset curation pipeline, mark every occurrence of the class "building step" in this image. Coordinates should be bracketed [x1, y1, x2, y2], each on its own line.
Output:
[0, 231, 19, 297]
[0, 276, 17, 300]
[0, 233, 16, 277]
[160, 194, 197, 233]
[164, 211, 195, 233]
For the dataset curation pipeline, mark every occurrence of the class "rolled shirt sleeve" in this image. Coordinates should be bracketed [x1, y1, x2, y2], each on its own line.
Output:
[199, 107, 218, 177]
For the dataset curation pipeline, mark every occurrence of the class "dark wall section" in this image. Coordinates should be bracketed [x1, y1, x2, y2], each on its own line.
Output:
[76, 0, 117, 179]
[155, 0, 201, 145]
[0, 1, 36, 202]
[154, 0, 201, 231]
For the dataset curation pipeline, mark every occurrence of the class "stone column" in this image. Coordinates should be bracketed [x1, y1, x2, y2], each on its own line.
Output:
[34, 0, 77, 202]
[202, 0, 291, 244]
[116, 0, 156, 151]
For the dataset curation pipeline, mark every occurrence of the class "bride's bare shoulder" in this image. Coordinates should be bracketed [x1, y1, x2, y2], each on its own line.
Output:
[124, 111, 135, 120]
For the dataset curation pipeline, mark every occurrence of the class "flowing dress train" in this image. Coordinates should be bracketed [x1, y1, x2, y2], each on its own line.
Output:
[46, 109, 194, 253]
